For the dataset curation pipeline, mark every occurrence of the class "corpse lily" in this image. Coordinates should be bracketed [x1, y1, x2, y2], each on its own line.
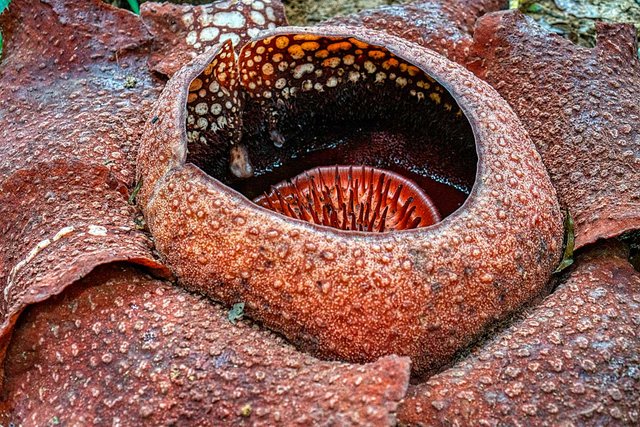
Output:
[136, 24, 563, 379]
[0, 0, 638, 425]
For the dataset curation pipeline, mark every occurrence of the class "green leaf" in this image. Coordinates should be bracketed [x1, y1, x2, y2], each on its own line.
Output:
[526, 3, 543, 13]
[228, 302, 245, 324]
[0, 0, 11, 14]
[128, 178, 143, 205]
[1, 1, 12, 60]
[554, 211, 575, 273]
[126, 0, 140, 15]
[509, 0, 520, 10]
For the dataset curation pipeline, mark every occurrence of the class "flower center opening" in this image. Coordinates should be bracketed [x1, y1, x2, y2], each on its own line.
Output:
[254, 165, 441, 232]
[184, 34, 478, 223]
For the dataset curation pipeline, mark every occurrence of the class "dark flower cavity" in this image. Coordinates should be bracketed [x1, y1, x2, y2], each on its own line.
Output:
[184, 30, 477, 225]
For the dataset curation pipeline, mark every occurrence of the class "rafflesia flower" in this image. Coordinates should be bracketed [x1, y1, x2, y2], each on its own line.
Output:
[136, 23, 564, 379]
[0, 0, 638, 425]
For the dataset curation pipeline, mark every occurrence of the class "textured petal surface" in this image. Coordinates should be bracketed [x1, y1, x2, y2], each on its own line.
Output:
[398, 241, 640, 426]
[467, 12, 640, 248]
[0, 0, 170, 374]
[138, 26, 563, 377]
[0, 160, 168, 366]
[4, 0, 637, 424]
[142, 0, 288, 76]
[0, 264, 410, 426]
[0, 0, 161, 185]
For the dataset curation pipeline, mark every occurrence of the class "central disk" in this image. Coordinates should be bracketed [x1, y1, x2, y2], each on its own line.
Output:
[254, 165, 441, 232]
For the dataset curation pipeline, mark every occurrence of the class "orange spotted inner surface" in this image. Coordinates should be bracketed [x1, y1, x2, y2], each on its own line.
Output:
[238, 33, 461, 116]
[186, 41, 242, 148]
[183, 32, 475, 221]
[254, 166, 441, 232]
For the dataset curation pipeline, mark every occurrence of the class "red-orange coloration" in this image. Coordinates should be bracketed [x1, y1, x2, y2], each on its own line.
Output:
[398, 241, 640, 425]
[0, 0, 412, 424]
[344, 3, 640, 251]
[2, 0, 639, 424]
[254, 166, 441, 232]
[0, 0, 170, 379]
[466, 13, 640, 249]
[137, 26, 563, 377]
[1, 264, 411, 425]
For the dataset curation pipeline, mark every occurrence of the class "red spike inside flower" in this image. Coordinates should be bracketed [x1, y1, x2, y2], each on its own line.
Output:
[254, 165, 441, 232]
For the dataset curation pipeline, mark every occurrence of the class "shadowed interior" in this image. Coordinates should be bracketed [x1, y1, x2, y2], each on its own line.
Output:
[184, 34, 477, 220]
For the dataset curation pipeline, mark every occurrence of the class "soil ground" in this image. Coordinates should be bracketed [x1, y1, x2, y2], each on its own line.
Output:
[283, 0, 407, 25]
[519, 0, 639, 50]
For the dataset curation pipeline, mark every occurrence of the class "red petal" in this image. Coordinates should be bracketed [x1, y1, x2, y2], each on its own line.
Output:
[399, 241, 640, 425]
[1, 264, 410, 425]
[468, 12, 640, 248]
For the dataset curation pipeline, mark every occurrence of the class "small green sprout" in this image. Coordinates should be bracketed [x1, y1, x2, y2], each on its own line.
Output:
[228, 302, 245, 325]
[554, 211, 575, 273]
[526, 3, 543, 13]
[128, 179, 143, 205]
